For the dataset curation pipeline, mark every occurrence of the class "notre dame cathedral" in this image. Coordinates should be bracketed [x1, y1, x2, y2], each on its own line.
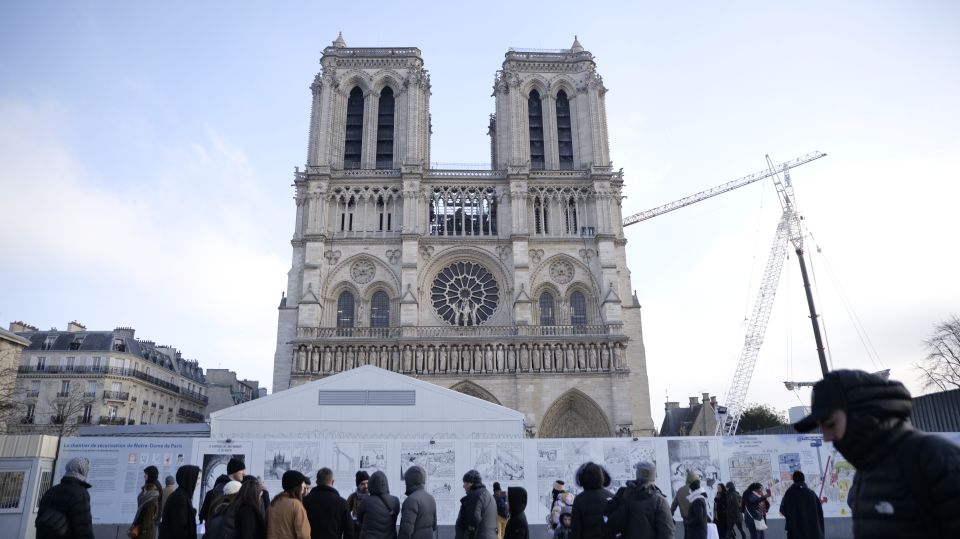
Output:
[272, 34, 656, 437]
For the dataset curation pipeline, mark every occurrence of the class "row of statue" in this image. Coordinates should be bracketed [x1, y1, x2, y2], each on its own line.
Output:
[292, 341, 627, 375]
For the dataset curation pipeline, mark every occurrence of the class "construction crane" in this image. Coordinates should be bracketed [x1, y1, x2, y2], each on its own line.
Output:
[619, 151, 828, 436]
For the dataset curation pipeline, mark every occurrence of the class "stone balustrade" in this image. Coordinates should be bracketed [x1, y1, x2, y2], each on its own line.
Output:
[290, 338, 627, 376]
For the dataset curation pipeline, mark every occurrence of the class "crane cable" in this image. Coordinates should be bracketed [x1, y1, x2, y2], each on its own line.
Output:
[805, 227, 885, 370]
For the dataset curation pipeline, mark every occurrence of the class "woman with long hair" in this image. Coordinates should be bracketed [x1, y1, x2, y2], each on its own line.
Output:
[160, 465, 201, 539]
[235, 477, 268, 539]
[130, 481, 160, 539]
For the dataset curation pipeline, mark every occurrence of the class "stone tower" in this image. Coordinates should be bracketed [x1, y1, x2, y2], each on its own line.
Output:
[272, 35, 656, 437]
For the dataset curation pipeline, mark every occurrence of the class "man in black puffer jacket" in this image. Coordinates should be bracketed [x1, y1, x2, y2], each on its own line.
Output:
[36, 457, 94, 539]
[571, 462, 613, 539]
[398, 465, 437, 539]
[604, 461, 674, 539]
[795, 369, 960, 538]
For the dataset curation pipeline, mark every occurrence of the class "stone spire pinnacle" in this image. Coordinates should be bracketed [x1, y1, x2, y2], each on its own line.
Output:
[571, 35, 584, 53]
[332, 32, 346, 48]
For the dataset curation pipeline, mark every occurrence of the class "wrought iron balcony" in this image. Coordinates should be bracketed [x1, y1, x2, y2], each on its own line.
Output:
[98, 417, 126, 426]
[55, 391, 70, 398]
[26, 390, 39, 398]
[20, 416, 34, 424]
[102, 390, 130, 401]
[177, 408, 205, 422]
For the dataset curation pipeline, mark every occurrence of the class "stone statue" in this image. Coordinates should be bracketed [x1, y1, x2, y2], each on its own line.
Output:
[588, 344, 598, 370]
[321, 347, 332, 373]
[518, 345, 529, 371]
[402, 346, 412, 372]
[565, 344, 575, 371]
[438, 346, 447, 373]
[600, 345, 610, 370]
[415, 346, 424, 373]
[484, 345, 494, 373]
[495, 345, 505, 372]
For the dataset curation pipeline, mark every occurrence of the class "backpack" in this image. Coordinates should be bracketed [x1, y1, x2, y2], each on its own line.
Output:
[496, 494, 510, 519]
[35, 506, 70, 537]
[204, 503, 238, 539]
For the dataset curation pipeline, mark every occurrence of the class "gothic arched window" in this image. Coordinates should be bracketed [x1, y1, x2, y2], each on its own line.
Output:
[556, 90, 573, 170]
[337, 291, 355, 328]
[534, 196, 549, 234]
[370, 290, 390, 328]
[528, 90, 545, 170]
[539, 292, 556, 326]
[570, 291, 588, 326]
[376, 87, 395, 169]
[344, 87, 364, 169]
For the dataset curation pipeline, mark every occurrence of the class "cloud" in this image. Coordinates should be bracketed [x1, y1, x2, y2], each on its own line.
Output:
[0, 98, 288, 387]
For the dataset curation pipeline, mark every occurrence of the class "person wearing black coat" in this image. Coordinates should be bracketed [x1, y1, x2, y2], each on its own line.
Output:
[570, 462, 613, 539]
[455, 470, 497, 539]
[685, 480, 709, 539]
[398, 465, 437, 539]
[357, 470, 400, 539]
[604, 461, 674, 539]
[160, 464, 200, 539]
[503, 487, 528, 539]
[778, 471, 823, 539]
[36, 457, 95, 539]
[199, 473, 230, 523]
[794, 369, 960, 539]
[304, 468, 355, 539]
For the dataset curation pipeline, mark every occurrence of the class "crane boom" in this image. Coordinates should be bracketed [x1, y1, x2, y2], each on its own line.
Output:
[621, 151, 825, 227]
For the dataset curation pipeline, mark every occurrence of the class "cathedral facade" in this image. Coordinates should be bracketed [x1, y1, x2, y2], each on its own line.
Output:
[272, 35, 655, 437]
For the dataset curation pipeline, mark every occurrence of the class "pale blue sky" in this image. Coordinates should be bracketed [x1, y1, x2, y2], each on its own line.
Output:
[2, 1, 958, 428]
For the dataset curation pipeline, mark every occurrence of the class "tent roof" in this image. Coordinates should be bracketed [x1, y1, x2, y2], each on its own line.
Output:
[210, 366, 523, 438]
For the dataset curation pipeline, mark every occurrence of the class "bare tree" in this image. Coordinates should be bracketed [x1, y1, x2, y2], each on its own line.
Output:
[37, 385, 93, 438]
[0, 365, 25, 433]
[916, 314, 960, 391]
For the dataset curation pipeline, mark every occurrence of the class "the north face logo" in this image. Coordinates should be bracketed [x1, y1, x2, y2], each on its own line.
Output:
[874, 501, 894, 515]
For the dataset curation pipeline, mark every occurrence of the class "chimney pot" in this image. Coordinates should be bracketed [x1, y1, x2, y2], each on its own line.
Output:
[689, 396, 699, 407]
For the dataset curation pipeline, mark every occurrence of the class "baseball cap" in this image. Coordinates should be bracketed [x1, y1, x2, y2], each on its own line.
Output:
[793, 375, 847, 433]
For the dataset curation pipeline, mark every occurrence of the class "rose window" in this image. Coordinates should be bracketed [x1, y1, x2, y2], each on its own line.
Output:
[431, 261, 499, 326]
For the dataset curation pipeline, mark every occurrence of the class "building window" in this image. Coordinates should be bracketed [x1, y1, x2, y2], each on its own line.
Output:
[344, 86, 364, 169]
[86, 381, 96, 397]
[41, 336, 56, 351]
[36, 357, 46, 371]
[528, 90, 545, 170]
[108, 405, 118, 418]
[337, 291, 355, 328]
[430, 262, 500, 326]
[65, 357, 75, 371]
[539, 292, 556, 326]
[370, 291, 390, 328]
[0, 471, 27, 511]
[340, 197, 356, 232]
[59, 380, 70, 396]
[91, 356, 102, 371]
[564, 197, 578, 235]
[112, 338, 125, 352]
[376, 87, 394, 169]
[25, 405, 35, 420]
[534, 196, 549, 234]
[556, 90, 573, 170]
[428, 187, 498, 236]
[570, 291, 588, 326]
[80, 405, 92, 423]
[30, 381, 40, 395]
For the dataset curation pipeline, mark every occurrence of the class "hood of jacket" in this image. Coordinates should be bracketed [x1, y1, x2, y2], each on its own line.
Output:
[138, 486, 160, 508]
[686, 487, 708, 504]
[830, 371, 914, 468]
[404, 465, 426, 495]
[685, 469, 700, 485]
[60, 475, 92, 489]
[176, 465, 201, 497]
[576, 462, 610, 490]
[507, 486, 527, 515]
[368, 470, 390, 495]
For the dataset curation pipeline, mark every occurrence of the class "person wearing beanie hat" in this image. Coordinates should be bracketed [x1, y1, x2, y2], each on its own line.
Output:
[456, 470, 497, 539]
[570, 462, 612, 539]
[267, 470, 311, 538]
[347, 470, 371, 524]
[604, 461, 672, 539]
[227, 457, 246, 481]
[669, 467, 699, 535]
[794, 369, 960, 539]
[36, 457, 94, 539]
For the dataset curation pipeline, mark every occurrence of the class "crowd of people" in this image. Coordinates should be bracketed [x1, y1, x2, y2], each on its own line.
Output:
[30, 369, 960, 539]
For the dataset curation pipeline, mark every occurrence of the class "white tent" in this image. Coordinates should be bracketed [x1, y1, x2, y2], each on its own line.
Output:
[210, 365, 524, 439]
